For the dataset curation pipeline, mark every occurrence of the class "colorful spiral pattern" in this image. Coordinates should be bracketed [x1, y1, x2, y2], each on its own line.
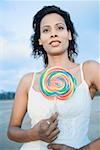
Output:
[39, 67, 77, 100]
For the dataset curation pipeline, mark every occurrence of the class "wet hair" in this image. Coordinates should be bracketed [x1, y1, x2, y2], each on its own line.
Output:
[31, 5, 78, 67]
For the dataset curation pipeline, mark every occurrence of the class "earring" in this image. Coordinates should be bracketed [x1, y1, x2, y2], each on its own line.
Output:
[39, 40, 42, 45]
[40, 42, 42, 45]
[69, 37, 72, 41]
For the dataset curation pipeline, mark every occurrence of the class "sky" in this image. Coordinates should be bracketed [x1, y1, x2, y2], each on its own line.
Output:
[0, 0, 100, 92]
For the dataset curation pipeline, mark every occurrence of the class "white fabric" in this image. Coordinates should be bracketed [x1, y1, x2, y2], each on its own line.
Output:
[20, 63, 92, 149]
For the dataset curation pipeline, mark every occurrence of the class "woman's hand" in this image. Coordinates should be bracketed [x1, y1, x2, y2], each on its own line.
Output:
[48, 143, 75, 150]
[30, 112, 60, 143]
[47, 138, 100, 150]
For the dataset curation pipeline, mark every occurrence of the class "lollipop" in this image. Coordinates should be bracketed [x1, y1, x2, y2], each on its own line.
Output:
[39, 67, 77, 100]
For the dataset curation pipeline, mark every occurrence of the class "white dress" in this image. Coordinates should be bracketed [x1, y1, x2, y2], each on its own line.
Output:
[20, 63, 92, 150]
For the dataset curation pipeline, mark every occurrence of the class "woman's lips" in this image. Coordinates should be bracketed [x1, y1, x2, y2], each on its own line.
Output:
[50, 41, 61, 47]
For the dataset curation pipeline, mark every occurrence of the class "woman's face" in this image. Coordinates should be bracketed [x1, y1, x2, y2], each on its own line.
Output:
[39, 13, 72, 56]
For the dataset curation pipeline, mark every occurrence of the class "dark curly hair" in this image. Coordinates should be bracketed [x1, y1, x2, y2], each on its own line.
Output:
[31, 5, 78, 67]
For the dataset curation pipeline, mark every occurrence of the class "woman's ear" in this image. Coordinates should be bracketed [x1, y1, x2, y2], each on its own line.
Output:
[68, 31, 72, 41]
[38, 39, 42, 45]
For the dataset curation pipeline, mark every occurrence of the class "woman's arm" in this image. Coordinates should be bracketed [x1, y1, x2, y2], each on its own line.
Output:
[7, 73, 37, 142]
[79, 138, 100, 150]
[7, 73, 59, 143]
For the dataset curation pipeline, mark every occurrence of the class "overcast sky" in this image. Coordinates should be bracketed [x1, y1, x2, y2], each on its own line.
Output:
[0, 0, 99, 91]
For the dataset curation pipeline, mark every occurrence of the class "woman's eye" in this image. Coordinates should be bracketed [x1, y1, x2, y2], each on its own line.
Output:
[43, 29, 49, 33]
[58, 26, 64, 30]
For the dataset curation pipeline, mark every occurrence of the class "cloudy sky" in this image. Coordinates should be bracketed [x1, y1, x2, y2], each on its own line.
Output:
[0, 0, 99, 92]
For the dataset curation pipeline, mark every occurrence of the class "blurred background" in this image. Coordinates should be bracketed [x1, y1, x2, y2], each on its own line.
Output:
[0, 0, 100, 150]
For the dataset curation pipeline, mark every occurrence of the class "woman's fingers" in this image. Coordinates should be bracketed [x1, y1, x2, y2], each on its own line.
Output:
[49, 112, 58, 123]
[37, 112, 59, 143]
[46, 119, 58, 136]
[48, 128, 60, 139]
[47, 144, 75, 150]
[48, 143, 62, 150]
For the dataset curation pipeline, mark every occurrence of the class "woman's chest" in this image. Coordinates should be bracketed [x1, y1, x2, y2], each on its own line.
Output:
[27, 84, 91, 122]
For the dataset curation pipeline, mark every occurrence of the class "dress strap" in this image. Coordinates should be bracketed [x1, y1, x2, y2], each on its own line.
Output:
[80, 63, 85, 82]
[31, 72, 36, 86]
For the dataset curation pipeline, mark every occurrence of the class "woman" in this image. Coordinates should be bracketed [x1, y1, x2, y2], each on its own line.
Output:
[7, 5, 100, 150]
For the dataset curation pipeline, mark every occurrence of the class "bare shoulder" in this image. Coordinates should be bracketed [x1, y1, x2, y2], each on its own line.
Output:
[83, 60, 99, 78]
[20, 72, 33, 84]
[83, 60, 99, 69]
[83, 60, 100, 91]
[18, 72, 34, 92]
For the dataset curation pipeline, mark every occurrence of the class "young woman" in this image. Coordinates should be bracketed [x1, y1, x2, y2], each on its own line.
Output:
[7, 5, 100, 150]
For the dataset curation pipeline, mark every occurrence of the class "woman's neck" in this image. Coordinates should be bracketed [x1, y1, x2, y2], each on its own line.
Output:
[47, 54, 75, 69]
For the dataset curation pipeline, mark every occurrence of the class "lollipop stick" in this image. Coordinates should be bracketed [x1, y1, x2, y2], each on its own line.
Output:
[53, 96, 57, 113]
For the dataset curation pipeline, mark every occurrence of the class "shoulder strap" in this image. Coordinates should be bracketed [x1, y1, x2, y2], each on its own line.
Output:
[31, 72, 36, 86]
[80, 63, 85, 81]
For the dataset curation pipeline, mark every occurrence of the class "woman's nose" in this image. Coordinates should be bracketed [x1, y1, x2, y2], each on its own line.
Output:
[50, 34, 58, 38]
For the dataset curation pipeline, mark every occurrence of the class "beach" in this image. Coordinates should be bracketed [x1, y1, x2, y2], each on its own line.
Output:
[0, 97, 100, 150]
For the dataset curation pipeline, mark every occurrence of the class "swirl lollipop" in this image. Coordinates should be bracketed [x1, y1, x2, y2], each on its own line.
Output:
[39, 67, 77, 100]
